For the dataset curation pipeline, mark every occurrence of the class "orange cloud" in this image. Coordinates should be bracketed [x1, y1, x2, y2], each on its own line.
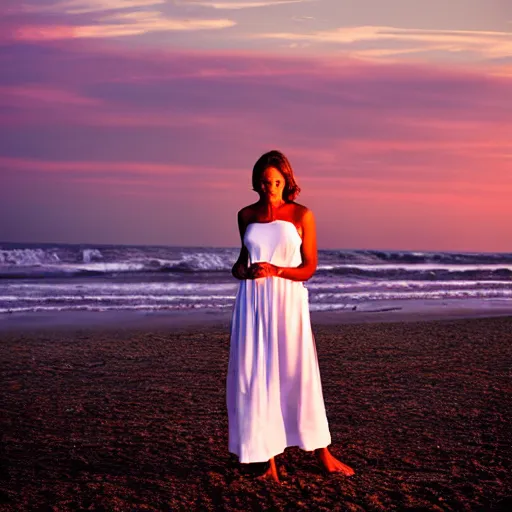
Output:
[12, 16, 235, 40]
[256, 25, 512, 65]
[13, 25, 78, 41]
[181, 0, 313, 8]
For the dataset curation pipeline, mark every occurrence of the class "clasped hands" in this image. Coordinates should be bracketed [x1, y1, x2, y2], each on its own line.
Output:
[234, 261, 281, 280]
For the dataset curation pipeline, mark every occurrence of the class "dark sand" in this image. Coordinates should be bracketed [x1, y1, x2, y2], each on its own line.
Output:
[1, 317, 511, 511]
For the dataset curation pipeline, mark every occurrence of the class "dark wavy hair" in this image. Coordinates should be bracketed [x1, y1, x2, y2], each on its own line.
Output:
[252, 150, 301, 202]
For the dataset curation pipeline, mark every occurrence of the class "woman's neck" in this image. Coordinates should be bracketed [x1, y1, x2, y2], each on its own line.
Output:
[260, 198, 286, 221]
[261, 198, 286, 209]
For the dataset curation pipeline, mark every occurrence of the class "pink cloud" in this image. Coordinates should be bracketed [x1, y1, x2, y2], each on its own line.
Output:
[12, 25, 78, 41]
[0, 85, 101, 106]
[0, 156, 241, 175]
[301, 173, 512, 198]
[6, 9, 235, 42]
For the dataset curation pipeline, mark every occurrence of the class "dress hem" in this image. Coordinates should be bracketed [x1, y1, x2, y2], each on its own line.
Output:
[229, 437, 332, 464]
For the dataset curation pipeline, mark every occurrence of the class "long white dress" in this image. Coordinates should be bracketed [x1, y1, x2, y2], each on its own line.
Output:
[227, 219, 331, 463]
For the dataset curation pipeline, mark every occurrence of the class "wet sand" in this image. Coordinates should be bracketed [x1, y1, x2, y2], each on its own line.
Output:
[1, 317, 511, 511]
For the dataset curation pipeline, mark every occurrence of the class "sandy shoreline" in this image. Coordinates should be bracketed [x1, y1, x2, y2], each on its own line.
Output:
[1, 317, 511, 510]
[1, 297, 512, 333]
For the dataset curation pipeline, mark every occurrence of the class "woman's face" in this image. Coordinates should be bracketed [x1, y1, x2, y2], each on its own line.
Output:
[259, 167, 286, 201]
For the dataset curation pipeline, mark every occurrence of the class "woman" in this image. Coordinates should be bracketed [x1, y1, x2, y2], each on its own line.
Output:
[227, 150, 354, 482]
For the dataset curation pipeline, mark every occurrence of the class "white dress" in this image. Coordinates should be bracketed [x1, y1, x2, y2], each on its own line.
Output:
[227, 219, 331, 463]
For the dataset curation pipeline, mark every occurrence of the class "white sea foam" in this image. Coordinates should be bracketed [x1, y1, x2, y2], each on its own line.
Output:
[307, 280, 512, 291]
[323, 263, 512, 271]
[4, 282, 236, 293]
[313, 289, 512, 301]
[0, 303, 234, 314]
[0, 294, 236, 302]
[82, 249, 103, 263]
[0, 248, 60, 266]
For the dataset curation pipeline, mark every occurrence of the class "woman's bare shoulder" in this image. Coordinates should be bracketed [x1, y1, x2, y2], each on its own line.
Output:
[237, 203, 259, 224]
[289, 202, 314, 223]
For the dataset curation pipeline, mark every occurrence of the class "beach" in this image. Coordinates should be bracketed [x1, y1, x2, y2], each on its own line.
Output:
[1, 314, 511, 511]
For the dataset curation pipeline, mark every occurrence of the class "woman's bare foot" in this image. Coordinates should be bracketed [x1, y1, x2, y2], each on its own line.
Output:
[257, 457, 280, 483]
[316, 447, 355, 476]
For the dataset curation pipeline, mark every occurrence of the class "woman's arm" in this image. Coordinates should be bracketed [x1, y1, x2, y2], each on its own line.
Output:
[250, 209, 318, 282]
[231, 210, 250, 280]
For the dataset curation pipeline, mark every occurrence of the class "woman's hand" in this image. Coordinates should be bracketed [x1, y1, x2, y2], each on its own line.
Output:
[248, 262, 280, 279]
[232, 261, 249, 280]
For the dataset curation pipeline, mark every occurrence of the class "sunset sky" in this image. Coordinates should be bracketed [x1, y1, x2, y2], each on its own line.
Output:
[1, 0, 511, 251]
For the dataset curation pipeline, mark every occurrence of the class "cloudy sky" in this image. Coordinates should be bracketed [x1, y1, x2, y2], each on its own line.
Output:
[1, 0, 511, 251]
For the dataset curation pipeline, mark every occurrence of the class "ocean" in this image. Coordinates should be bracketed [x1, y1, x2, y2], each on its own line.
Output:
[1, 242, 511, 317]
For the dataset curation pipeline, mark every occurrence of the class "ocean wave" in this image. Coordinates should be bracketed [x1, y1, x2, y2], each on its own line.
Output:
[2, 243, 512, 279]
[0, 247, 234, 277]
[307, 279, 512, 291]
[0, 303, 234, 314]
[311, 289, 512, 302]
[0, 294, 236, 302]
[318, 266, 512, 280]
[322, 249, 512, 266]
[0, 248, 61, 266]
[169, 252, 233, 272]
[82, 248, 103, 263]
[5, 281, 236, 292]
